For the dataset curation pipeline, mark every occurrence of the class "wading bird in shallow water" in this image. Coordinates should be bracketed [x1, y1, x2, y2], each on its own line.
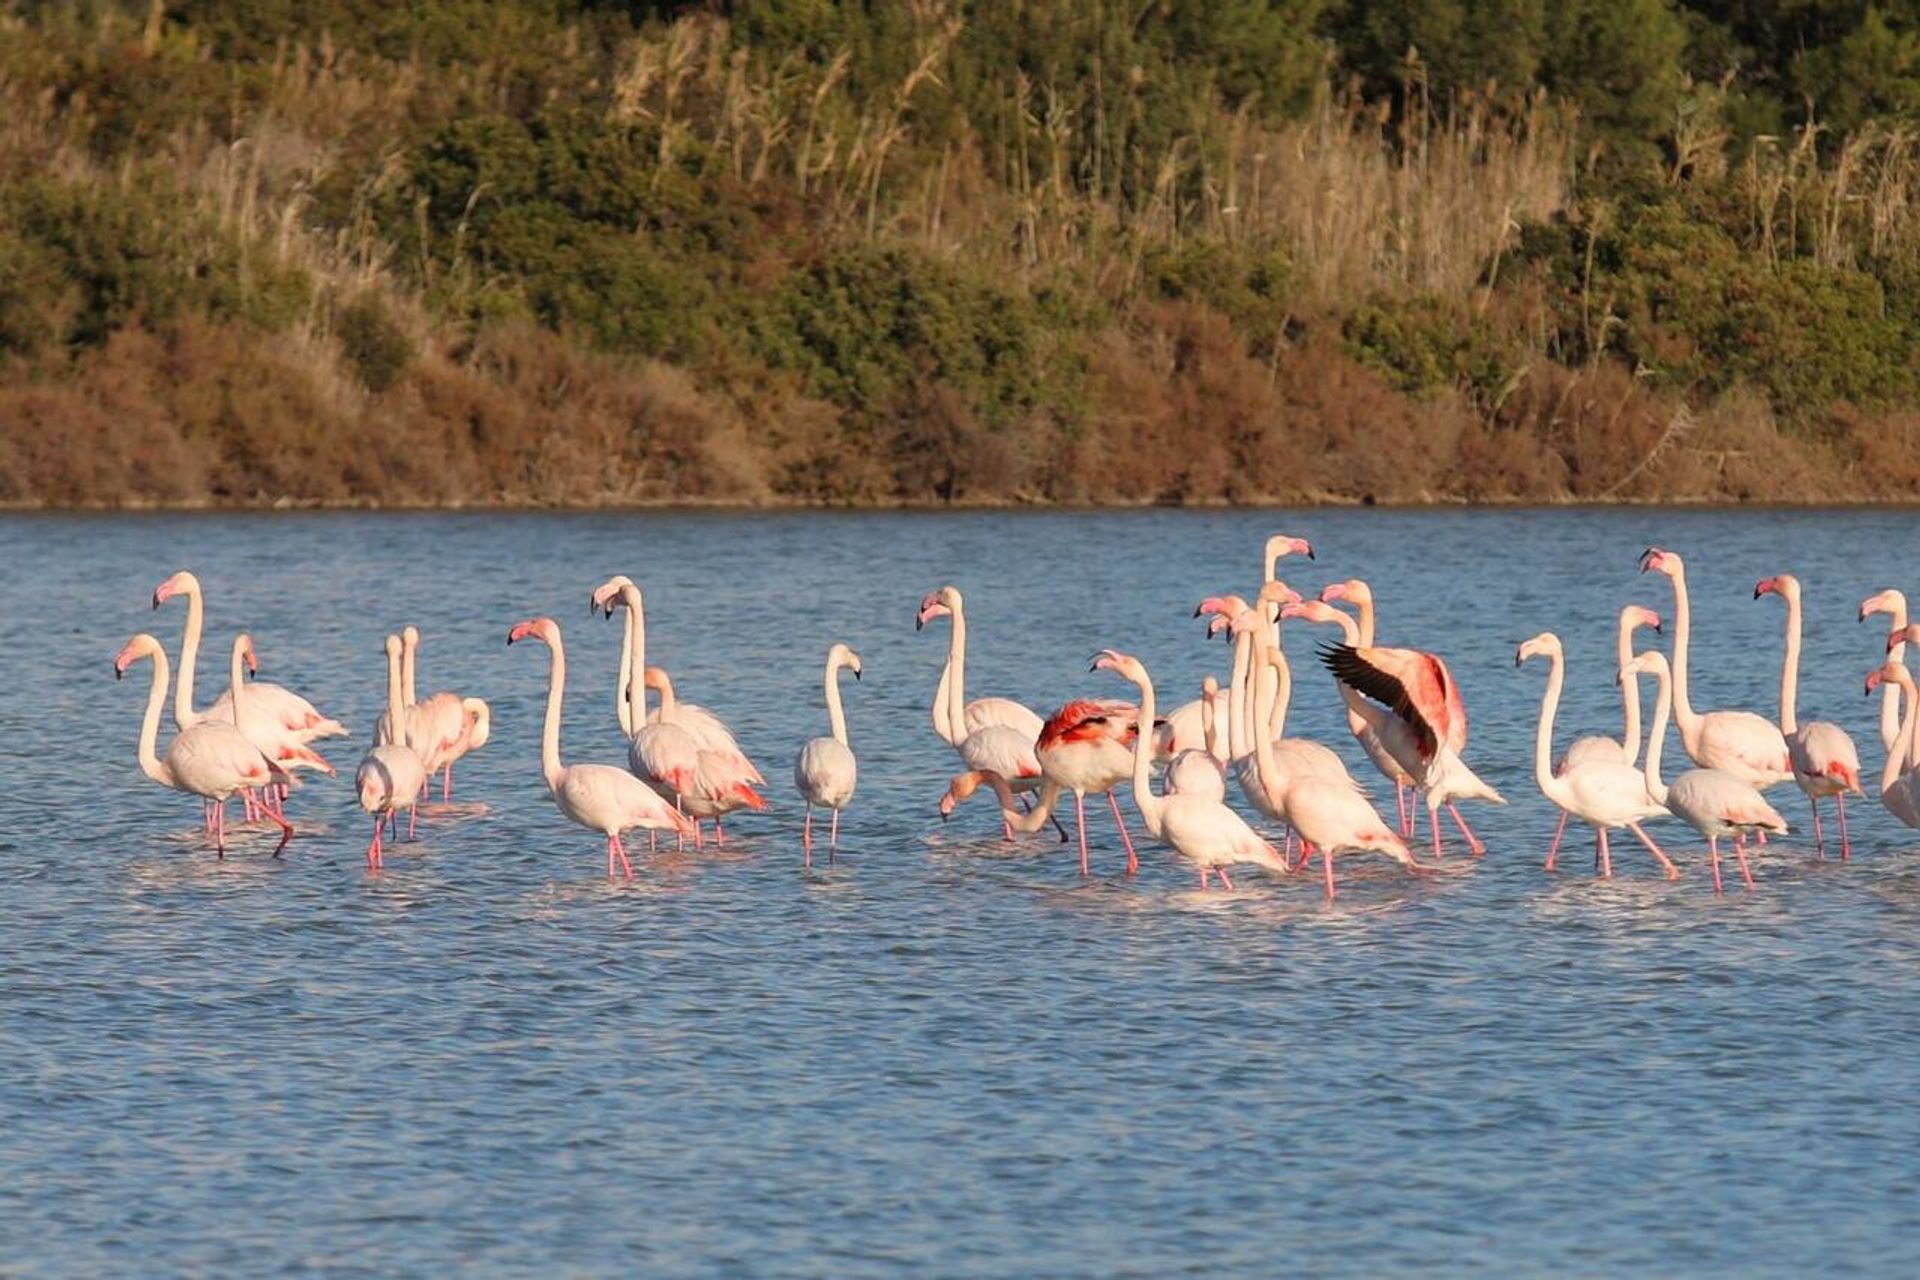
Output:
[1628, 651, 1788, 893]
[507, 616, 695, 878]
[1541, 606, 1662, 871]
[115, 632, 294, 857]
[794, 643, 862, 863]
[379, 625, 489, 806]
[1756, 574, 1862, 858]
[1091, 649, 1287, 891]
[357, 634, 426, 871]
[1517, 633, 1673, 880]
[1866, 647, 1920, 831]
[1860, 589, 1909, 753]
[1636, 549, 1793, 792]
[1028, 697, 1146, 876]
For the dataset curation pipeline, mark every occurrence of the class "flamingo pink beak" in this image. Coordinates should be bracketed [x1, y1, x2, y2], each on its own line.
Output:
[1319, 583, 1349, 603]
[507, 619, 543, 645]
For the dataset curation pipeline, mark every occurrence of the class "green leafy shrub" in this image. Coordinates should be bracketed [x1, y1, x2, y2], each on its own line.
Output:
[336, 295, 413, 391]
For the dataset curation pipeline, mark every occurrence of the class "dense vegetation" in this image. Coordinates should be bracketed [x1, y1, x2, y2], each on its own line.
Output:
[7, 1, 1920, 507]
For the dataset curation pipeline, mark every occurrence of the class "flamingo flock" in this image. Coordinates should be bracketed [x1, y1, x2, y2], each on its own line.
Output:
[108, 539, 1920, 900]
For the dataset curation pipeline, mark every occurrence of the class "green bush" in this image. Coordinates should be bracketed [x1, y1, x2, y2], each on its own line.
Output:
[1342, 295, 1515, 402]
[336, 296, 413, 391]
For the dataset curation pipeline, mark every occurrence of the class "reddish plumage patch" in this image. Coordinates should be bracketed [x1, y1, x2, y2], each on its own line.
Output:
[1825, 761, 1860, 789]
[730, 783, 768, 810]
[1039, 699, 1138, 751]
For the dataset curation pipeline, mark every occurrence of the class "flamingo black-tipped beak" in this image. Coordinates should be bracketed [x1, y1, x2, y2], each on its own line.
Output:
[852, 668, 862, 681]
[1303, 544, 1316, 561]
[114, 664, 123, 681]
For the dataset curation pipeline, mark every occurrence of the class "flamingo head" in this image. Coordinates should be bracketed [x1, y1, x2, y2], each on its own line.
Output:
[1205, 614, 1231, 639]
[1319, 578, 1371, 607]
[642, 666, 673, 694]
[1514, 632, 1561, 667]
[151, 570, 198, 609]
[1228, 607, 1269, 639]
[915, 586, 961, 630]
[1622, 604, 1662, 635]
[462, 698, 492, 749]
[1263, 533, 1315, 572]
[1622, 650, 1668, 683]
[1754, 574, 1799, 603]
[1280, 600, 1343, 626]
[1193, 593, 1251, 624]
[114, 633, 162, 679]
[1886, 624, 1920, 653]
[1866, 661, 1907, 696]
[237, 634, 259, 676]
[507, 617, 558, 647]
[590, 575, 635, 618]
[1860, 588, 1907, 623]
[1088, 649, 1145, 682]
[1256, 579, 1303, 610]
[384, 633, 404, 665]
[1201, 674, 1220, 697]
[938, 770, 986, 819]
[402, 624, 421, 651]
[829, 644, 864, 680]
[1638, 547, 1681, 577]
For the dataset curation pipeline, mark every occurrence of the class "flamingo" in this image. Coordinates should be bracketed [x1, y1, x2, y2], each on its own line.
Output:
[1318, 603, 1506, 860]
[1629, 651, 1789, 893]
[356, 634, 427, 870]
[391, 625, 490, 804]
[644, 666, 768, 843]
[1637, 548, 1793, 791]
[1864, 653, 1920, 830]
[915, 585, 1045, 744]
[1542, 605, 1663, 870]
[794, 643, 862, 863]
[1091, 649, 1288, 890]
[506, 616, 695, 877]
[1516, 633, 1675, 880]
[1165, 675, 1229, 800]
[592, 577, 705, 837]
[1756, 574, 1863, 859]
[114, 632, 294, 856]
[1031, 697, 1147, 876]
[1860, 589, 1908, 752]
[1283, 599, 1422, 837]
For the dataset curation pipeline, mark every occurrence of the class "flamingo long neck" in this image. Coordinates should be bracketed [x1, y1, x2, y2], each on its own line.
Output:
[1264, 632, 1293, 741]
[825, 655, 850, 746]
[945, 602, 969, 745]
[1251, 651, 1288, 810]
[1226, 627, 1253, 761]
[538, 633, 568, 794]
[1881, 672, 1919, 795]
[402, 632, 418, 707]
[654, 669, 678, 720]
[616, 604, 634, 736]
[1126, 666, 1164, 836]
[1004, 778, 1063, 834]
[1530, 650, 1574, 811]
[618, 584, 646, 736]
[930, 660, 955, 745]
[1616, 615, 1643, 766]
[385, 642, 407, 744]
[1354, 592, 1377, 647]
[1666, 564, 1703, 745]
[1641, 662, 1671, 806]
[1322, 610, 1372, 736]
[1881, 598, 1909, 751]
[1777, 591, 1802, 735]
[1201, 687, 1220, 759]
[135, 651, 174, 788]
[173, 581, 206, 729]
[228, 638, 251, 723]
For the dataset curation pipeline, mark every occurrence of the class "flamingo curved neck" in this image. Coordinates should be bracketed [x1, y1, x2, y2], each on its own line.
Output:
[825, 655, 850, 747]
[1264, 630, 1293, 742]
[1777, 591, 1801, 735]
[618, 584, 646, 736]
[1353, 592, 1377, 647]
[1124, 666, 1164, 836]
[945, 602, 969, 746]
[136, 651, 175, 788]
[1226, 627, 1252, 761]
[1882, 598, 1909, 750]
[930, 660, 955, 744]
[537, 634, 568, 794]
[386, 643, 407, 742]
[1615, 616, 1642, 766]
[1200, 689, 1220, 759]
[1641, 664, 1672, 806]
[1321, 608, 1371, 736]
[173, 580, 207, 730]
[402, 632, 418, 707]
[1665, 563, 1704, 746]
[1250, 652, 1286, 811]
[1529, 651, 1575, 811]
[227, 639, 250, 724]
[616, 604, 634, 736]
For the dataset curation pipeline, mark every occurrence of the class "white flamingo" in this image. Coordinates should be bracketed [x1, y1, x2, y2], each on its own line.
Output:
[356, 634, 427, 870]
[1516, 633, 1674, 880]
[507, 616, 695, 877]
[1860, 589, 1908, 752]
[1757, 574, 1863, 858]
[114, 632, 293, 856]
[1865, 651, 1920, 830]
[916, 585, 1044, 743]
[1541, 605, 1663, 870]
[1629, 650, 1789, 893]
[794, 643, 862, 863]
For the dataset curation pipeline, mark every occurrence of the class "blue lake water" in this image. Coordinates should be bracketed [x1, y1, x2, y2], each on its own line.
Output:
[2, 507, 1919, 1276]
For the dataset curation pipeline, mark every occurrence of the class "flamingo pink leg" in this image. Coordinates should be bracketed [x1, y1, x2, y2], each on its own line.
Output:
[1810, 798, 1826, 860]
[1198, 866, 1210, 891]
[1596, 827, 1613, 879]
[213, 800, 227, 858]
[1075, 793, 1091, 877]
[1446, 803, 1486, 856]
[443, 763, 453, 804]
[829, 808, 839, 854]
[1838, 795, 1851, 861]
[1395, 782, 1412, 837]
[1217, 867, 1236, 891]
[1108, 791, 1138, 876]
[406, 803, 417, 842]
[1627, 822, 1678, 880]
[1707, 836, 1724, 893]
[1545, 807, 1569, 871]
[1732, 837, 1755, 889]
[1430, 805, 1444, 860]
[803, 804, 814, 867]
[715, 818, 727, 848]
[1756, 829, 1768, 847]
[614, 832, 634, 878]
[367, 814, 384, 870]
[1322, 844, 1336, 901]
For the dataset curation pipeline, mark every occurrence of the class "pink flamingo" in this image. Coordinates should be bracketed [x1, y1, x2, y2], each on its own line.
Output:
[507, 616, 695, 877]
[1283, 598, 1422, 837]
[795, 644, 862, 862]
[1637, 549, 1793, 791]
[356, 634, 427, 870]
[1032, 697, 1147, 876]
[392, 625, 489, 804]
[114, 632, 294, 856]
[1092, 649, 1288, 890]
[1757, 574, 1863, 858]
[593, 577, 705, 842]
[1164, 675, 1229, 799]
[1318, 593, 1505, 859]
[645, 666, 767, 845]
[1517, 633, 1675, 880]
[916, 586, 1045, 744]
[1865, 651, 1920, 830]
[1629, 651, 1788, 893]
[1542, 605, 1663, 870]
[1860, 589, 1908, 752]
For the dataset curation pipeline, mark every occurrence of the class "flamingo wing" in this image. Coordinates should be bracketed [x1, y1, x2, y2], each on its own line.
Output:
[1038, 699, 1139, 751]
[962, 697, 1044, 742]
[959, 725, 1042, 778]
[1321, 644, 1458, 763]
